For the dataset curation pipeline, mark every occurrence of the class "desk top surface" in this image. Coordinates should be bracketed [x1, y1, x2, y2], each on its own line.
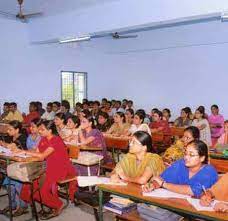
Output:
[98, 183, 228, 221]
[0, 153, 41, 162]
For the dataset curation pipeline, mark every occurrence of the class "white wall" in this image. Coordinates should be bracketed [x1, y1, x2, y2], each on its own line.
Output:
[0, 18, 227, 119]
[85, 20, 228, 119]
[0, 18, 91, 112]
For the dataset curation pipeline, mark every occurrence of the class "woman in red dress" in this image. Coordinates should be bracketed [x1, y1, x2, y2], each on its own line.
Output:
[20, 120, 77, 219]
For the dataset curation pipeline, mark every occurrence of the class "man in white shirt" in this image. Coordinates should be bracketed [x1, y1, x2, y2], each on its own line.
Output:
[110, 100, 125, 116]
[41, 102, 55, 120]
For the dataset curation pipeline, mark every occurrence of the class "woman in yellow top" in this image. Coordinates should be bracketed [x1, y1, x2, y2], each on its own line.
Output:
[162, 126, 200, 166]
[200, 173, 228, 213]
[110, 131, 165, 185]
[106, 112, 130, 136]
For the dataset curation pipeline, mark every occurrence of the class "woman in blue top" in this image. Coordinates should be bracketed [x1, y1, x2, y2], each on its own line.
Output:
[143, 140, 218, 198]
[26, 118, 41, 150]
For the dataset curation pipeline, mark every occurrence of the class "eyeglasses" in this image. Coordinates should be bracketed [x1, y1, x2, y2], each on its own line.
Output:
[182, 136, 192, 141]
[184, 151, 199, 158]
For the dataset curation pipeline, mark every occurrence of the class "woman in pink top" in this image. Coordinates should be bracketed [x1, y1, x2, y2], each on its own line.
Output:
[208, 105, 224, 146]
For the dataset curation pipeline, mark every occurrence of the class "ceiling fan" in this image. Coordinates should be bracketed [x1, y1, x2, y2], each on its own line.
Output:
[112, 32, 138, 39]
[0, 0, 43, 22]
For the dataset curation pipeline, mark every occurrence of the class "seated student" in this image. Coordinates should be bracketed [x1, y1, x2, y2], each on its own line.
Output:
[60, 100, 72, 120]
[52, 101, 61, 115]
[106, 112, 130, 137]
[216, 120, 228, 146]
[126, 100, 135, 111]
[208, 104, 224, 146]
[174, 107, 192, 127]
[96, 111, 112, 132]
[110, 101, 125, 116]
[4, 102, 23, 122]
[36, 101, 45, 116]
[149, 108, 159, 122]
[110, 131, 165, 184]
[54, 113, 71, 140]
[200, 173, 228, 213]
[149, 110, 170, 134]
[19, 120, 77, 219]
[0, 121, 28, 216]
[23, 102, 40, 126]
[77, 113, 109, 175]
[127, 112, 151, 136]
[101, 101, 112, 116]
[26, 118, 41, 150]
[73, 102, 83, 116]
[121, 99, 128, 110]
[137, 109, 150, 124]
[64, 115, 80, 144]
[162, 108, 171, 122]
[91, 100, 100, 119]
[41, 102, 55, 120]
[185, 106, 194, 121]
[125, 108, 134, 125]
[0, 102, 10, 120]
[7, 120, 27, 150]
[162, 126, 200, 166]
[192, 108, 212, 146]
[143, 140, 218, 198]
[198, 105, 208, 119]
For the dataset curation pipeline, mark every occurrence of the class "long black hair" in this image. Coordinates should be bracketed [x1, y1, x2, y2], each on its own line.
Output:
[184, 126, 200, 140]
[133, 131, 154, 153]
[187, 140, 208, 164]
[38, 120, 58, 136]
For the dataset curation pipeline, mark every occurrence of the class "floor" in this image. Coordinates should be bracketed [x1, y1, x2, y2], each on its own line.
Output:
[0, 188, 114, 221]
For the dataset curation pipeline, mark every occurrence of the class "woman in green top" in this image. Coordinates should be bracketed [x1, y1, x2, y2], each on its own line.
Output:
[110, 131, 165, 185]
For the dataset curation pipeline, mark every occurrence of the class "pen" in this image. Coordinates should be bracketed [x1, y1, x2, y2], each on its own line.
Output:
[202, 185, 207, 195]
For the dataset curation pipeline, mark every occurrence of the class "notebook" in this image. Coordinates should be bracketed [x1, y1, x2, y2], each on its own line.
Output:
[77, 176, 127, 187]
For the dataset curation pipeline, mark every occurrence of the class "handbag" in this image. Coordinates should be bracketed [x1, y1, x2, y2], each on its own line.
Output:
[7, 161, 46, 182]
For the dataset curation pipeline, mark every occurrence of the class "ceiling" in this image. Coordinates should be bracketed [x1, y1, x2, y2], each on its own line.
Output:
[0, 0, 118, 17]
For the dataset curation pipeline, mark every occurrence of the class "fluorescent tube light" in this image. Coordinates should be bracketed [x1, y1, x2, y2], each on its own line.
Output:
[221, 12, 228, 21]
[59, 36, 91, 44]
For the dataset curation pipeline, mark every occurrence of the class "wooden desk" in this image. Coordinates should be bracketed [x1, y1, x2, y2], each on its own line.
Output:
[104, 136, 129, 151]
[66, 144, 103, 151]
[98, 183, 228, 221]
[0, 153, 42, 221]
[210, 158, 228, 173]
[0, 153, 40, 163]
[209, 151, 228, 173]
[104, 136, 129, 163]
[170, 127, 185, 138]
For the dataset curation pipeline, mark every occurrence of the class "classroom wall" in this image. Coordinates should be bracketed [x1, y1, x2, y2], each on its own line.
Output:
[84, 20, 228, 119]
[0, 18, 227, 118]
[0, 18, 90, 112]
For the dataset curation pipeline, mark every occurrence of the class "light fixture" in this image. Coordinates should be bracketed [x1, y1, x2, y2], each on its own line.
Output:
[221, 12, 228, 22]
[59, 36, 91, 44]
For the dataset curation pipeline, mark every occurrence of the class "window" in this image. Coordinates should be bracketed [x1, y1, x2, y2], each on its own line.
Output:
[61, 71, 87, 108]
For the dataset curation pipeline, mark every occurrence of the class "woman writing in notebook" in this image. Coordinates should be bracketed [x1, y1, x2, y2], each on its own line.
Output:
[111, 131, 165, 185]
[143, 140, 218, 198]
